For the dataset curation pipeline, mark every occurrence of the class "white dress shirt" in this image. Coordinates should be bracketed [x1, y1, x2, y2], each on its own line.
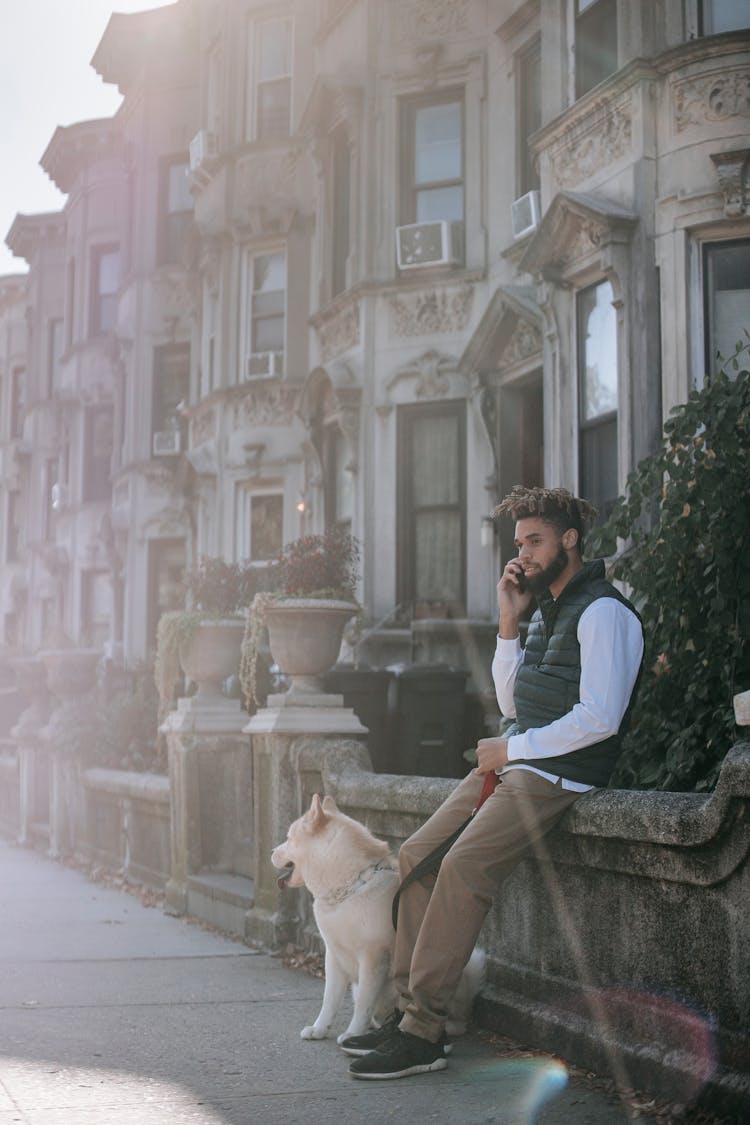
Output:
[492, 596, 644, 792]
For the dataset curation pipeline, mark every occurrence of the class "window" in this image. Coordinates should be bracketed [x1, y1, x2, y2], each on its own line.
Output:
[10, 367, 25, 439]
[401, 93, 464, 224]
[398, 401, 466, 613]
[249, 17, 292, 141]
[152, 344, 190, 443]
[578, 279, 618, 521]
[322, 427, 353, 530]
[245, 251, 286, 377]
[66, 259, 76, 348]
[83, 406, 114, 502]
[81, 571, 112, 648]
[235, 489, 284, 563]
[704, 240, 750, 377]
[6, 492, 22, 562]
[518, 35, 542, 197]
[160, 160, 193, 265]
[207, 41, 222, 138]
[90, 246, 120, 335]
[202, 282, 218, 397]
[498, 374, 544, 567]
[249, 493, 284, 562]
[47, 319, 64, 397]
[331, 126, 351, 298]
[700, 0, 750, 33]
[147, 539, 185, 650]
[575, 0, 617, 99]
[43, 458, 58, 543]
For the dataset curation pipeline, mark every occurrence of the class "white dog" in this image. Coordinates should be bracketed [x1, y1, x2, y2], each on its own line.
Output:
[271, 793, 485, 1044]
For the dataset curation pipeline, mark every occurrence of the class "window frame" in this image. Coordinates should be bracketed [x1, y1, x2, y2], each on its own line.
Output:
[89, 244, 120, 336]
[574, 0, 618, 100]
[247, 15, 294, 143]
[576, 277, 619, 523]
[47, 318, 64, 398]
[399, 89, 465, 227]
[242, 248, 287, 378]
[10, 366, 25, 439]
[235, 485, 285, 565]
[702, 237, 750, 379]
[698, 0, 750, 35]
[82, 405, 114, 503]
[152, 343, 190, 443]
[516, 34, 542, 198]
[158, 157, 193, 266]
[396, 399, 467, 613]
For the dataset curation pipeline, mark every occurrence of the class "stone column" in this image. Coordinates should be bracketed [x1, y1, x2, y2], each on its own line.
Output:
[244, 690, 366, 948]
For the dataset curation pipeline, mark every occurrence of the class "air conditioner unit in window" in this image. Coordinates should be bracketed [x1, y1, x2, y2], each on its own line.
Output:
[50, 482, 69, 512]
[396, 220, 464, 270]
[189, 129, 219, 173]
[245, 351, 284, 379]
[153, 430, 182, 457]
[511, 190, 541, 240]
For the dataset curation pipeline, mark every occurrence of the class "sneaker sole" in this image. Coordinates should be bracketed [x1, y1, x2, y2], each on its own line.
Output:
[342, 1041, 453, 1058]
[349, 1057, 448, 1080]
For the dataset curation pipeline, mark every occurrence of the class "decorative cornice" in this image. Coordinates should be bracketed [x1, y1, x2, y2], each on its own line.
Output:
[520, 191, 637, 279]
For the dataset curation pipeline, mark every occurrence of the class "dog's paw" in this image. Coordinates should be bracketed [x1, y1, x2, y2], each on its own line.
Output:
[301, 1025, 328, 1040]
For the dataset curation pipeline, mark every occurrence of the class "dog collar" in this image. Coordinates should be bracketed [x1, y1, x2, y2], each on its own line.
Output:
[316, 858, 395, 909]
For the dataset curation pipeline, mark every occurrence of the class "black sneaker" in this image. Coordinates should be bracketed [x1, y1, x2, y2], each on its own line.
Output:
[348, 1029, 448, 1080]
[339, 1009, 402, 1056]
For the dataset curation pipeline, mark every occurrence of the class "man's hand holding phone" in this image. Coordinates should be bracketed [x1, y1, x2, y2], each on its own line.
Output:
[496, 560, 532, 639]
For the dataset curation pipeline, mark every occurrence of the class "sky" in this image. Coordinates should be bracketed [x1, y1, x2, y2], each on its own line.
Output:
[0, 0, 169, 275]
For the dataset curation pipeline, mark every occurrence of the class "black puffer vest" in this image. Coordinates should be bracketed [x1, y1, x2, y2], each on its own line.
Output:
[510, 559, 642, 787]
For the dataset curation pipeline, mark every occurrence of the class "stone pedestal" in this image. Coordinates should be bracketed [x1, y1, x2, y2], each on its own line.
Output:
[11, 658, 51, 848]
[163, 698, 253, 916]
[39, 649, 99, 859]
[243, 692, 367, 948]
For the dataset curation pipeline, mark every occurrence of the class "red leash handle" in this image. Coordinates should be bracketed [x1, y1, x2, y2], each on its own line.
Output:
[474, 770, 500, 813]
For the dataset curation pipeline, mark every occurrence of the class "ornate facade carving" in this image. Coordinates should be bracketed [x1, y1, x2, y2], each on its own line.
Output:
[234, 384, 297, 428]
[710, 148, 749, 217]
[395, 0, 470, 40]
[315, 297, 360, 362]
[191, 405, 216, 446]
[673, 67, 750, 132]
[234, 148, 308, 234]
[548, 100, 632, 189]
[389, 285, 474, 338]
[498, 319, 543, 367]
[386, 350, 459, 401]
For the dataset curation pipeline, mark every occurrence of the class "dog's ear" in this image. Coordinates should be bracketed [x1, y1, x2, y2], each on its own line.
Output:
[309, 793, 329, 833]
[322, 795, 338, 814]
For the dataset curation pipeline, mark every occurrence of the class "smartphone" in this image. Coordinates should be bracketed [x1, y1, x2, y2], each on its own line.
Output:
[516, 568, 527, 593]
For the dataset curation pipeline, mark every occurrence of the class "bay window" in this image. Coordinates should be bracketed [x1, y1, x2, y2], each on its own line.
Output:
[704, 240, 750, 377]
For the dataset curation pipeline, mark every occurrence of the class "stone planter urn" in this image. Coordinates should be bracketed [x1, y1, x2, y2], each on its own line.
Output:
[178, 617, 245, 701]
[263, 598, 357, 694]
[40, 648, 100, 701]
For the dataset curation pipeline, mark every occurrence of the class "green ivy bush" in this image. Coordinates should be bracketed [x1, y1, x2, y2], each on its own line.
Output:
[587, 344, 750, 792]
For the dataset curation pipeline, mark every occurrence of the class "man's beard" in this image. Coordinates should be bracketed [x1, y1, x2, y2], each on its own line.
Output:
[525, 545, 569, 596]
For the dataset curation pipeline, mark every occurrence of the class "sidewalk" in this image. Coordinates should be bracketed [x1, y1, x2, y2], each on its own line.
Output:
[0, 839, 629, 1124]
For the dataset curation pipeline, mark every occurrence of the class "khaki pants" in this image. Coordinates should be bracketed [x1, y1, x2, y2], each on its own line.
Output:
[395, 768, 582, 1042]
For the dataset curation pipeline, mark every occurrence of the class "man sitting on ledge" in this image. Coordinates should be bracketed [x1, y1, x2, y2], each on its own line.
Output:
[345, 486, 645, 1080]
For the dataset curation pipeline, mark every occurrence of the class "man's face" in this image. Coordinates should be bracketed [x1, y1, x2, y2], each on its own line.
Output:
[514, 517, 570, 595]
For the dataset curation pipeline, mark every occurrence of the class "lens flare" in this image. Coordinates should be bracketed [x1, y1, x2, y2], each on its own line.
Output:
[464, 1056, 569, 1122]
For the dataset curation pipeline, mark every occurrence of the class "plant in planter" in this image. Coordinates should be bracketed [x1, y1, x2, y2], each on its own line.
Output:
[240, 525, 361, 705]
[155, 557, 260, 718]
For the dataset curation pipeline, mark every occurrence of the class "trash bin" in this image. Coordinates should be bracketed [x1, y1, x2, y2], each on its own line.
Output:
[323, 664, 394, 773]
[390, 664, 469, 778]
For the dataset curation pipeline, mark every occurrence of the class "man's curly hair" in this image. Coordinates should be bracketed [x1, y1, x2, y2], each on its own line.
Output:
[493, 486, 597, 553]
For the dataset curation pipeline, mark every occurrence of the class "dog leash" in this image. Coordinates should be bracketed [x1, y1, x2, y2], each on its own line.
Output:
[391, 770, 500, 930]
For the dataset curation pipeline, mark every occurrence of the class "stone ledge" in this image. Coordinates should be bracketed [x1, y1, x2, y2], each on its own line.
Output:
[83, 768, 170, 804]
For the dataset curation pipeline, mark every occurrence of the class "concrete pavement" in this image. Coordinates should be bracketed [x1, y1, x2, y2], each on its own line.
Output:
[0, 839, 629, 1124]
